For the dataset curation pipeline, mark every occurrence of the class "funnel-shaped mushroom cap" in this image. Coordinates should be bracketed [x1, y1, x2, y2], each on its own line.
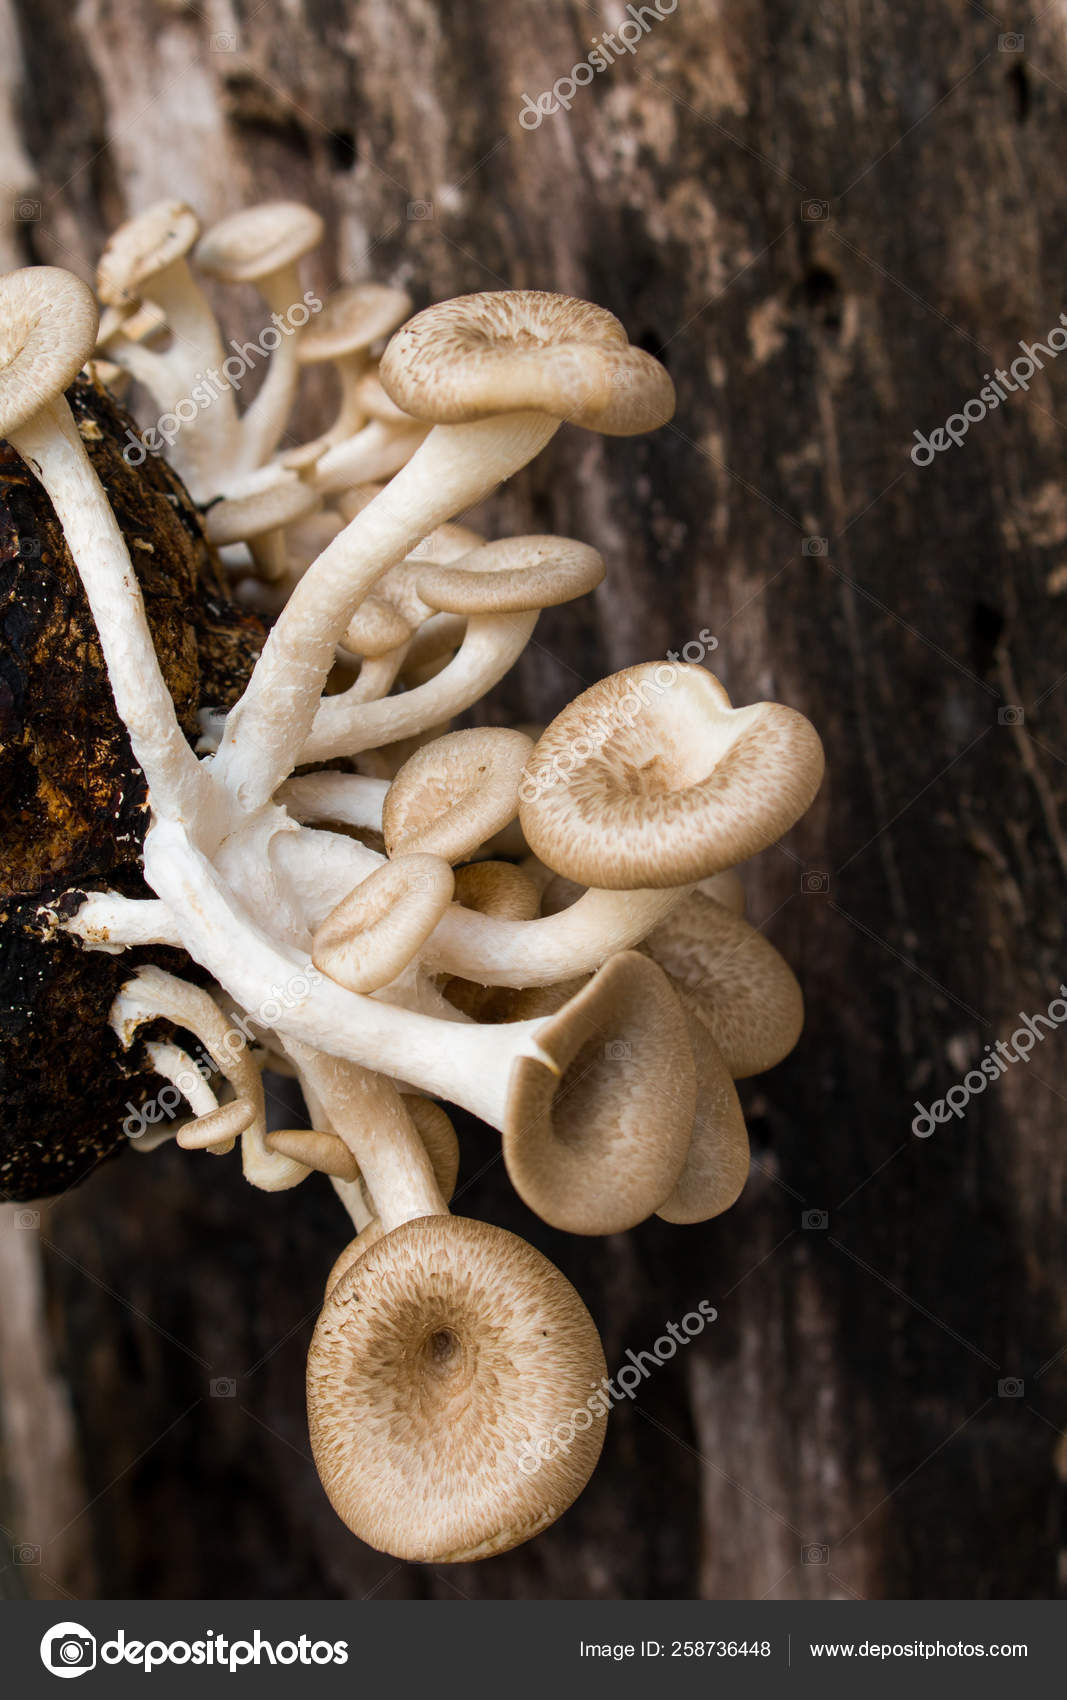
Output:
[519, 663, 825, 888]
[504, 951, 694, 1234]
[312, 853, 455, 993]
[656, 1008, 750, 1223]
[308, 1215, 608, 1561]
[643, 890, 804, 1077]
[379, 291, 675, 434]
[411, 535, 605, 615]
[297, 283, 411, 363]
[383, 727, 534, 862]
[96, 200, 200, 304]
[195, 200, 324, 283]
[0, 268, 99, 436]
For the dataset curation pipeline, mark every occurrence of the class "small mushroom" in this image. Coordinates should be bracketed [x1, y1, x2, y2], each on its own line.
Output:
[655, 1008, 750, 1223]
[382, 727, 534, 862]
[520, 662, 825, 888]
[283, 283, 412, 465]
[203, 470, 319, 580]
[312, 852, 455, 992]
[307, 1214, 607, 1561]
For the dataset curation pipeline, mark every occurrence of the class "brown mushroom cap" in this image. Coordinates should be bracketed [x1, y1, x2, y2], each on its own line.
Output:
[0, 268, 99, 437]
[643, 890, 804, 1077]
[312, 853, 455, 993]
[297, 284, 412, 364]
[382, 727, 534, 863]
[353, 366, 419, 425]
[410, 535, 605, 616]
[195, 200, 324, 284]
[279, 1094, 459, 1203]
[266, 1126, 361, 1181]
[656, 1007, 750, 1223]
[324, 1221, 385, 1296]
[308, 1214, 607, 1561]
[503, 951, 694, 1234]
[697, 867, 746, 916]
[96, 200, 200, 305]
[519, 663, 825, 888]
[453, 859, 542, 922]
[379, 290, 675, 434]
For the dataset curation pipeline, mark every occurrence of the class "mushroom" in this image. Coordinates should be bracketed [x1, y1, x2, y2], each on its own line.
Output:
[655, 1008, 750, 1223]
[307, 1214, 608, 1561]
[0, 267, 208, 825]
[211, 291, 674, 813]
[282, 282, 412, 465]
[203, 470, 319, 581]
[195, 200, 324, 472]
[381, 727, 534, 862]
[312, 852, 455, 992]
[520, 662, 825, 888]
[642, 889, 805, 1077]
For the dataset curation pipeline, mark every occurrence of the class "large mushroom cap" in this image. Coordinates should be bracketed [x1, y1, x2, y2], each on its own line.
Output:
[308, 1214, 608, 1561]
[96, 200, 200, 305]
[0, 268, 99, 437]
[195, 200, 324, 283]
[379, 290, 675, 434]
[298, 284, 412, 363]
[519, 663, 825, 888]
[643, 890, 805, 1077]
[504, 951, 694, 1234]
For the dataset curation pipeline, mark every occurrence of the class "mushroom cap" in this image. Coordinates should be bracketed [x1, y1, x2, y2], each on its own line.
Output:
[312, 853, 455, 993]
[379, 290, 675, 435]
[308, 1214, 607, 1561]
[340, 593, 413, 658]
[453, 859, 542, 921]
[195, 200, 324, 283]
[297, 284, 412, 364]
[266, 1127, 361, 1181]
[382, 727, 534, 863]
[519, 663, 825, 888]
[96, 200, 200, 305]
[656, 1007, 750, 1223]
[0, 268, 99, 438]
[503, 951, 694, 1234]
[697, 866, 746, 916]
[410, 535, 605, 616]
[273, 1094, 459, 1200]
[444, 970, 591, 1024]
[204, 476, 319, 545]
[353, 365, 418, 424]
[643, 890, 804, 1077]
[342, 523, 485, 654]
[324, 1221, 385, 1296]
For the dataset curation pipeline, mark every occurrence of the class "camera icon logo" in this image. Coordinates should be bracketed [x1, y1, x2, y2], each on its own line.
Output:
[802, 536, 828, 557]
[610, 367, 633, 389]
[802, 1209, 829, 1230]
[211, 31, 238, 51]
[997, 1377, 1024, 1398]
[997, 705, 1024, 726]
[802, 1543, 830, 1564]
[801, 871, 829, 895]
[801, 199, 830, 221]
[407, 200, 434, 221]
[40, 1622, 96, 1678]
[15, 1542, 41, 1564]
[14, 197, 41, 222]
[18, 536, 42, 558]
[210, 1376, 237, 1398]
[14, 1208, 40, 1229]
[998, 33, 1024, 52]
[604, 1040, 632, 1062]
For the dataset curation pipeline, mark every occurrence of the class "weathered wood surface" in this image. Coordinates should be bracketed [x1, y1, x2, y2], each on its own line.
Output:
[1, 0, 1065, 1601]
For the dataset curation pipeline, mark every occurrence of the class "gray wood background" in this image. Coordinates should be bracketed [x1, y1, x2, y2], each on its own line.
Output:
[1, 0, 1065, 1601]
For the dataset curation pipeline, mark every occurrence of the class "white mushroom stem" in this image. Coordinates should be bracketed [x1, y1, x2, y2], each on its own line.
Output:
[143, 818, 559, 1130]
[330, 1173, 374, 1233]
[110, 964, 306, 1191]
[277, 772, 388, 833]
[310, 419, 429, 493]
[62, 891, 184, 951]
[211, 411, 558, 812]
[421, 886, 686, 986]
[140, 1038, 236, 1154]
[231, 265, 308, 474]
[8, 399, 210, 828]
[300, 611, 537, 763]
[286, 1040, 446, 1231]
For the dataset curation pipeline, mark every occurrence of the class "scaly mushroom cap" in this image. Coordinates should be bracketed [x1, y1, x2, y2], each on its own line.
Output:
[312, 853, 455, 993]
[308, 1215, 607, 1561]
[656, 1008, 750, 1223]
[0, 268, 99, 436]
[519, 663, 825, 888]
[195, 200, 324, 284]
[504, 951, 694, 1234]
[382, 727, 534, 862]
[643, 890, 804, 1077]
[297, 283, 412, 364]
[96, 200, 200, 305]
[353, 366, 419, 425]
[409, 535, 605, 616]
[379, 290, 675, 434]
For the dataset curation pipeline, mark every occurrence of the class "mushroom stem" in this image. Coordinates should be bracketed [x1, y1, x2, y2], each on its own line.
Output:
[301, 610, 537, 763]
[421, 886, 686, 986]
[211, 410, 558, 812]
[9, 398, 210, 827]
[276, 772, 389, 833]
[61, 891, 184, 952]
[231, 263, 306, 473]
[286, 1040, 447, 1231]
[141, 1038, 236, 1155]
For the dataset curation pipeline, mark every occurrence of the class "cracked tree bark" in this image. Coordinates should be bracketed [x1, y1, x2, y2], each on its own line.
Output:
[1, 0, 1065, 1601]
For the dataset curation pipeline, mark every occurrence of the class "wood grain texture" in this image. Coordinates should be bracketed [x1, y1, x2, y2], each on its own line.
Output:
[0, 0, 1064, 1601]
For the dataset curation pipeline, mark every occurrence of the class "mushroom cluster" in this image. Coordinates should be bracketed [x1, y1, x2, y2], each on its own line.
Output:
[0, 205, 824, 1563]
